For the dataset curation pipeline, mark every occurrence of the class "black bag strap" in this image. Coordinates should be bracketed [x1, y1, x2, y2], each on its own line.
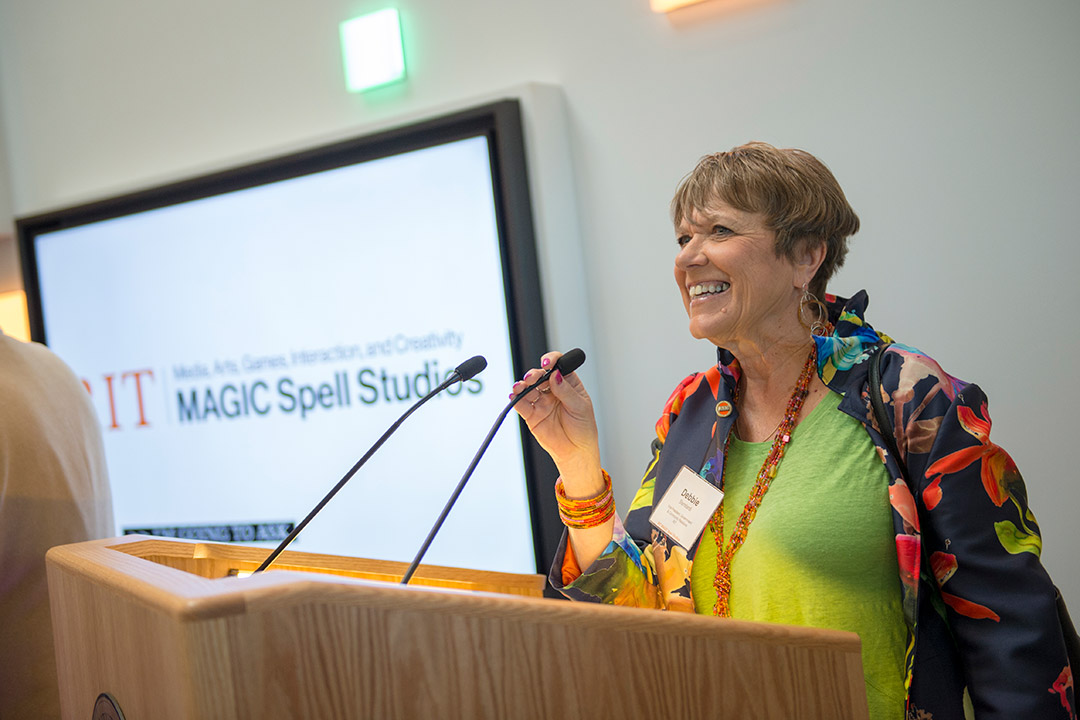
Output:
[869, 342, 1080, 671]
[868, 343, 909, 480]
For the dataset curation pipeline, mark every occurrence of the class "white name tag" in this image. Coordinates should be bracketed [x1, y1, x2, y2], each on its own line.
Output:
[649, 465, 724, 550]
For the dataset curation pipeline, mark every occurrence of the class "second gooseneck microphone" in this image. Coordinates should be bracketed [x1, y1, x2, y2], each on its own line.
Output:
[254, 355, 487, 574]
[401, 349, 586, 585]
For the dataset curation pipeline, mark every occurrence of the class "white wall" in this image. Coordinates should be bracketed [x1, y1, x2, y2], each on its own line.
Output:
[1, 0, 1077, 603]
[0, 78, 16, 293]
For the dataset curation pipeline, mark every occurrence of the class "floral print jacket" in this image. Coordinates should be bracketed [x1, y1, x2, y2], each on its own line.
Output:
[549, 291, 1075, 720]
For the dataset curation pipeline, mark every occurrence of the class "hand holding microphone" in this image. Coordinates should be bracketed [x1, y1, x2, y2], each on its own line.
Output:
[510, 348, 587, 406]
[512, 349, 603, 497]
[510, 348, 612, 572]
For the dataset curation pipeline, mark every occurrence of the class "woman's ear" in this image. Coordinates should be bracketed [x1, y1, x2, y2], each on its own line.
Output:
[794, 240, 828, 290]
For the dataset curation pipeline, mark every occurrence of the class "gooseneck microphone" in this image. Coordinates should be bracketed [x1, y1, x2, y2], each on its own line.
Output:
[254, 355, 487, 574]
[401, 348, 586, 585]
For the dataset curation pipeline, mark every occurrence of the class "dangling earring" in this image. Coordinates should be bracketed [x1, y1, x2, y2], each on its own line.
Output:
[798, 283, 829, 336]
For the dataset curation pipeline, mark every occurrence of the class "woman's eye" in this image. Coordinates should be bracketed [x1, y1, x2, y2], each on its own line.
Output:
[676, 235, 691, 247]
[712, 225, 732, 237]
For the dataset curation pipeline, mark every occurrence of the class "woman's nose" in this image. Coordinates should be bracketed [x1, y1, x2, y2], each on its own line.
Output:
[675, 235, 704, 269]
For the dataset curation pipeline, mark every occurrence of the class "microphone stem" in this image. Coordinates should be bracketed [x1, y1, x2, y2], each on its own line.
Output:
[254, 375, 460, 574]
[400, 381, 539, 585]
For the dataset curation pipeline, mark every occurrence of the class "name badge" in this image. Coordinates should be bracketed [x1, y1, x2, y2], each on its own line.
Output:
[649, 465, 724, 550]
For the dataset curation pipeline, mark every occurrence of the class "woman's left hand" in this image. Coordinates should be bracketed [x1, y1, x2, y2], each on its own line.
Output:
[511, 351, 602, 494]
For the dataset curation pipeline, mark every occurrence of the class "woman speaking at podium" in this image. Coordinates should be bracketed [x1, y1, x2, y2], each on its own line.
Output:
[512, 143, 1074, 720]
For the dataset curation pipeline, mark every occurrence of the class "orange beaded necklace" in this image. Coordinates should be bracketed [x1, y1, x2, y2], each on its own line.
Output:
[709, 344, 817, 617]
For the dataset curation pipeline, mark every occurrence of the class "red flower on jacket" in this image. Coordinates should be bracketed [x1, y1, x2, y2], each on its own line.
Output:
[1049, 665, 1073, 715]
[925, 402, 1020, 506]
[941, 591, 1001, 621]
[930, 551, 957, 585]
[656, 367, 724, 443]
[930, 551, 1001, 622]
[923, 476, 943, 510]
[889, 481, 920, 533]
[895, 534, 919, 592]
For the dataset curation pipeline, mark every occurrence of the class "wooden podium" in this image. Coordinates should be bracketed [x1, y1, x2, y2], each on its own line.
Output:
[47, 536, 869, 719]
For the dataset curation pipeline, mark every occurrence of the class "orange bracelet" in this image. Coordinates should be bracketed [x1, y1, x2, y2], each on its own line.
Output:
[555, 470, 615, 529]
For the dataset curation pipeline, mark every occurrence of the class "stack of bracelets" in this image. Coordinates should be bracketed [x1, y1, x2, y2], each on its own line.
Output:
[555, 470, 616, 529]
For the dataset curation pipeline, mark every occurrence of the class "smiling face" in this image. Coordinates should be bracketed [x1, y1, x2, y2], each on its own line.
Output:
[674, 202, 816, 351]
[670, 144, 859, 304]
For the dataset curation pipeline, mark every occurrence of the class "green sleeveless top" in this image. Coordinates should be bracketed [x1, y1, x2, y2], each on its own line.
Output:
[690, 391, 906, 720]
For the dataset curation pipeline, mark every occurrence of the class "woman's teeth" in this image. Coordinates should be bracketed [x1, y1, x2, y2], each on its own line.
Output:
[689, 282, 731, 297]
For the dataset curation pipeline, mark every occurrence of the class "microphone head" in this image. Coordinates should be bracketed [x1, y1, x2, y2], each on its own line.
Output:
[454, 355, 488, 382]
[554, 348, 586, 375]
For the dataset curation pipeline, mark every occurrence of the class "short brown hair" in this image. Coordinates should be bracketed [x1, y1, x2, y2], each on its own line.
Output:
[670, 142, 859, 298]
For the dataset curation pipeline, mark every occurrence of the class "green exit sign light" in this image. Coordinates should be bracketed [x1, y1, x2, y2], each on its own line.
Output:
[340, 9, 406, 92]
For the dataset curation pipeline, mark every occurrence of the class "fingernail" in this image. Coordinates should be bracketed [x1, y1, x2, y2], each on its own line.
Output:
[509, 392, 516, 400]
[555, 371, 563, 385]
[541, 358, 551, 368]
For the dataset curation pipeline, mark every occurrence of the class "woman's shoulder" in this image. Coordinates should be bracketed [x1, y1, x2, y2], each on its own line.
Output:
[877, 342, 968, 406]
[817, 290, 969, 405]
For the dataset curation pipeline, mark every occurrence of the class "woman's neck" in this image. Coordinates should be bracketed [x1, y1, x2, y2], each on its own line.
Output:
[730, 335, 827, 442]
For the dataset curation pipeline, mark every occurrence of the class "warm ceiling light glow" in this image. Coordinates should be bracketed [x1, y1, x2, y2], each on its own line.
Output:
[0, 291, 30, 342]
[340, 9, 407, 92]
[651, 0, 710, 11]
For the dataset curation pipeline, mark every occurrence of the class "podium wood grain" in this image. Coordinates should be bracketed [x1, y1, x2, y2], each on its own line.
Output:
[47, 536, 869, 719]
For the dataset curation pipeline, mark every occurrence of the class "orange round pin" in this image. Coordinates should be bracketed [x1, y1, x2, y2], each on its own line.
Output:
[715, 400, 733, 417]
